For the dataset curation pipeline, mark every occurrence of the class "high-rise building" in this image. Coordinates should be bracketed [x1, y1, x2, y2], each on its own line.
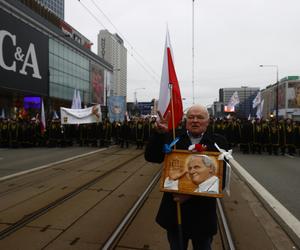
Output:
[97, 30, 127, 101]
[36, 0, 64, 19]
[218, 87, 259, 118]
[0, 0, 112, 118]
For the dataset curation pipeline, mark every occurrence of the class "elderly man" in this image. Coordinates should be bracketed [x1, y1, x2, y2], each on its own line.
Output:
[145, 104, 229, 250]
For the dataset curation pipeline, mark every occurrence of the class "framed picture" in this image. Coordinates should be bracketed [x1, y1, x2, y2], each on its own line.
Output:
[161, 150, 224, 198]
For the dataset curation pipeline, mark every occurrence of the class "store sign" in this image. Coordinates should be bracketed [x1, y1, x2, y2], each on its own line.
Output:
[0, 8, 48, 95]
[0, 30, 41, 79]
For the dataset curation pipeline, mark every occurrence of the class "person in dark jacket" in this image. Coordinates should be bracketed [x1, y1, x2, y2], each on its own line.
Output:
[145, 104, 229, 250]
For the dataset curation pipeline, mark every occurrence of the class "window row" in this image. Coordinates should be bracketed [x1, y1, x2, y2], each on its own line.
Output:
[49, 39, 89, 68]
[49, 53, 89, 80]
[49, 69, 89, 90]
[50, 83, 91, 103]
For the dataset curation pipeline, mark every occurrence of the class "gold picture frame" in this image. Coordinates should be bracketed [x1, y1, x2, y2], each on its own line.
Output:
[161, 150, 224, 198]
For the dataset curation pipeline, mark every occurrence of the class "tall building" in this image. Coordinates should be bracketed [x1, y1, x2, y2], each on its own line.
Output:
[36, 0, 64, 19]
[218, 87, 259, 118]
[0, 0, 113, 118]
[97, 30, 127, 101]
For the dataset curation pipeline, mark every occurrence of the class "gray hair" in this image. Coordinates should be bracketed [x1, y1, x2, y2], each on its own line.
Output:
[186, 104, 209, 119]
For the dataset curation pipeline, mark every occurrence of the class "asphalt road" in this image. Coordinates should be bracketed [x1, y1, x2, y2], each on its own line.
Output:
[233, 150, 300, 221]
[0, 146, 101, 178]
[0, 146, 299, 222]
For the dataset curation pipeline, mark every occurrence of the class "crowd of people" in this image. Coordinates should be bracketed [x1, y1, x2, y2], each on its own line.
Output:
[207, 117, 300, 156]
[0, 115, 157, 149]
[0, 114, 300, 156]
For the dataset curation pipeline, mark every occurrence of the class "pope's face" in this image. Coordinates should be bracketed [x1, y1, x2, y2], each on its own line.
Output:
[186, 106, 209, 136]
[188, 157, 211, 185]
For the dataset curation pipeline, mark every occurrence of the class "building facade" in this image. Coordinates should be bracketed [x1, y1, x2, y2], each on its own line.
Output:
[97, 30, 127, 100]
[0, 0, 113, 119]
[261, 76, 300, 120]
[36, 0, 64, 19]
[218, 87, 259, 118]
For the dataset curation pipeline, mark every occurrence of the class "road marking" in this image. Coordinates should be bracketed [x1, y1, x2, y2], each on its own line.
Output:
[285, 154, 295, 159]
[0, 147, 109, 182]
[229, 158, 300, 245]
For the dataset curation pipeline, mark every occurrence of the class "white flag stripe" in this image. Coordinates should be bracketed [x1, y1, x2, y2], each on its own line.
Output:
[227, 91, 240, 107]
[76, 89, 82, 109]
[252, 91, 261, 108]
[71, 89, 77, 109]
[256, 99, 264, 119]
[158, 30, 171, 118]
[41, 98, 46, 132]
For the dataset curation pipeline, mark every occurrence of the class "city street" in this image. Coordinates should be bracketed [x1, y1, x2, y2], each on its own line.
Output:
[234, 150, 300, 221]
[1, 146, 299, 223]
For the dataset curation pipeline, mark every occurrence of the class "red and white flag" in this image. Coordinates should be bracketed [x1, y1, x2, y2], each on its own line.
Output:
[41, 98, 46, 134]
[158, 28, 183, 130]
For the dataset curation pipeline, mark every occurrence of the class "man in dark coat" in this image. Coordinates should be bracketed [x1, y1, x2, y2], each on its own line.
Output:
[145, 104, 229, 250]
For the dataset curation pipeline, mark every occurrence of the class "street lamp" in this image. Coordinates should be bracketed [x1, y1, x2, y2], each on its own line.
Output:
[259, 64, 279, 122]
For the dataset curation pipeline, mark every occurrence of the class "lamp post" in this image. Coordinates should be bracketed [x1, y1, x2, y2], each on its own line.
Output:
[259, 64, 279, 123]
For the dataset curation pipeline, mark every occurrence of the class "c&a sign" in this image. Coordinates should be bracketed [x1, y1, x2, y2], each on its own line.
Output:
[0, 8, 48, 95]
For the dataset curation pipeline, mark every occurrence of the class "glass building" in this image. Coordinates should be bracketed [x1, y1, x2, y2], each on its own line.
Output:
[218, 87, 260, 118]
[36, 0, 64, 19]
[49, 38, 90, 109]
[0, 0, 113, 119]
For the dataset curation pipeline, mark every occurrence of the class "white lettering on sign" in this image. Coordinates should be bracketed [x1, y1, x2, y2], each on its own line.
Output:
[0, 30, 42, 79]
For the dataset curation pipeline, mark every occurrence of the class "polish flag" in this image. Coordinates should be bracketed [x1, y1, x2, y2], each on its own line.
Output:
[158, 29, 183, 130]
[41, 98, 46, 134]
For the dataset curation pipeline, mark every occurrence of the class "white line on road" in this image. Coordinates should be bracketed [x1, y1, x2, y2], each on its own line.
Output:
[285, 154, 295, 159]
[0, 147, 109, 182]
[229, 158, 300, 246]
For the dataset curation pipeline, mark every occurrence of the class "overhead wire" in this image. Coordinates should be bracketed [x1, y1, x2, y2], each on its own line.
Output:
[78, 0, 160, 84]
[90, 0, 159, 80]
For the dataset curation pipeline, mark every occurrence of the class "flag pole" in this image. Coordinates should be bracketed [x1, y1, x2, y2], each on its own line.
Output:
[169, 83, 184, 250]
[169, 83, 176, 143]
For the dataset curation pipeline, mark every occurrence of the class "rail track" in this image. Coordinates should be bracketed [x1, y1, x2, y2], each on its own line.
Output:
[0, 147, 234, 249]
[101, 173, 235, 250]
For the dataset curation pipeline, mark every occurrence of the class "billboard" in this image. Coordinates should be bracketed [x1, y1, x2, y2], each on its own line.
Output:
[224, 105, 235, 112]
[287, 82, 300, 108]
[0, 8, 48, 95]
[91, 63, 104, 105]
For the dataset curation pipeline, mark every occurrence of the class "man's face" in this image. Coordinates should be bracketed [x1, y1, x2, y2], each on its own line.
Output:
[186, 106, 209, 136]
[188, 157, 211, 185]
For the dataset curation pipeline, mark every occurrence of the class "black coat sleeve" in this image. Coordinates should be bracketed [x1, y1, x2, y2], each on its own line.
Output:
[144, 132, 169, 163]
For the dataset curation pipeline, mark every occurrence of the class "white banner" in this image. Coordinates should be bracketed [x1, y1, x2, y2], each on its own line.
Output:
[60, 105, 102, 124]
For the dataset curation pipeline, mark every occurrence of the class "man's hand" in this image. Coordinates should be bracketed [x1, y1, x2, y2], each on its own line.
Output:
[173, 194, 191, 204]
[156, 110, 170, 133]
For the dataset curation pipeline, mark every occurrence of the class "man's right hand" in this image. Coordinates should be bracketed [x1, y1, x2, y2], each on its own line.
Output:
[156, 110, 170, 133]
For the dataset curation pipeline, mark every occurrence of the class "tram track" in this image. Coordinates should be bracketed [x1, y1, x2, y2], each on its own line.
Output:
[0, 147, 235, 249]
[0, 147, 145, 241]
[101, 171, 235, 250]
